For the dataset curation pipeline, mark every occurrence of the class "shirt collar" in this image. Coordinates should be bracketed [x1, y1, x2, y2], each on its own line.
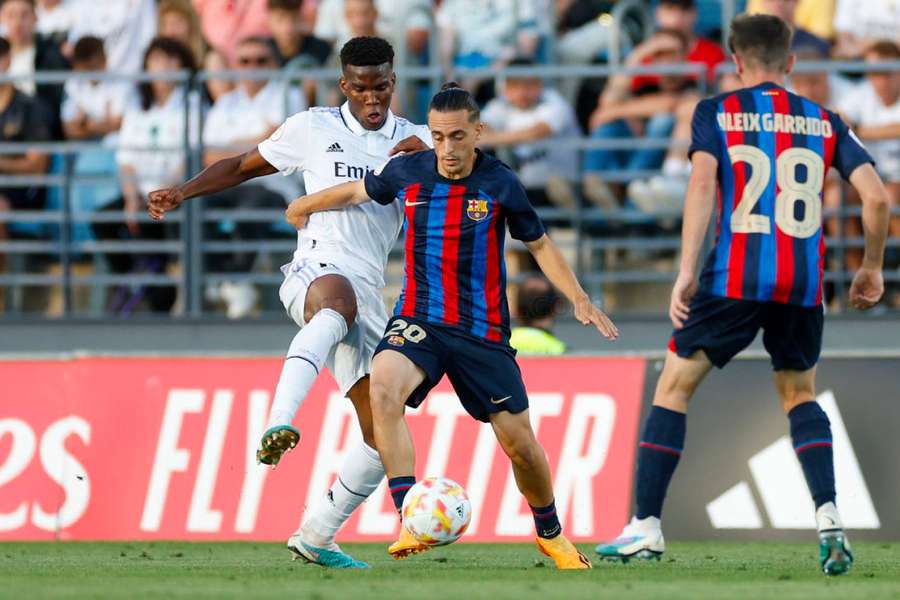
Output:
[340, 101, 396, 138]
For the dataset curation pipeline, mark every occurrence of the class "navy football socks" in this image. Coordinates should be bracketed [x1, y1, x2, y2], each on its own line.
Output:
[388, 476, 416, 513]
[789, 402, 836, 508]
[635, 406, 686, 519]
[530, 501, 562, 539]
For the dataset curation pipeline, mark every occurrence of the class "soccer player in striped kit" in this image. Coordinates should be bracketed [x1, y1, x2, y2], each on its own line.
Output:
[286, 83, 618, 568]
[596, 15, 891, 575]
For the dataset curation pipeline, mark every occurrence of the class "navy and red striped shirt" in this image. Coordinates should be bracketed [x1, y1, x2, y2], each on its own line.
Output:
[690, 82, 873, 306]
[364, 150, 545, 344]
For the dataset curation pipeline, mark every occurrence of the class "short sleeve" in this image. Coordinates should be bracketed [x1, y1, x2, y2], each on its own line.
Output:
[364, 156, 406, 205]
[688, 98, 722, 161]
[829, 111, 875, 181]
[60, 82, 78, 123]
[257, 111, 310, 175]
[115, 109, 139, 167]
[481, 99, 508, 130]
[532, 95, 569, 134]
[501, 172, 545, 242]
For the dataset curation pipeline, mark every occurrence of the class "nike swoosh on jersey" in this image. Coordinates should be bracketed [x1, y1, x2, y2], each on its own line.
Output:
[405, 201, 427, 206]
[490, 395, 512, 404]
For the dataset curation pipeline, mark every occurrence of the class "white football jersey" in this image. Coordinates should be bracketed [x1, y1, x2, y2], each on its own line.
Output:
[258, 103, 431, 289]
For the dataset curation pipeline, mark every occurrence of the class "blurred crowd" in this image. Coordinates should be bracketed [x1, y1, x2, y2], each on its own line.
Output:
[0, 0, 897, 318]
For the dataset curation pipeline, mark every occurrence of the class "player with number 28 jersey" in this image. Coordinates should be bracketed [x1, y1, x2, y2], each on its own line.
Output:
[690, 82, 872, 307]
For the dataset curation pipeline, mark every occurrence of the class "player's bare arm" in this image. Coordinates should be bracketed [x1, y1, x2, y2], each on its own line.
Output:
[147, 148, 277, 220]
[848, 162, 891, 309]
[524, 233, 619, 340]
[285, 180, 370, 229]
[388, 134, 430, 156]
[670, 151, 718, 329]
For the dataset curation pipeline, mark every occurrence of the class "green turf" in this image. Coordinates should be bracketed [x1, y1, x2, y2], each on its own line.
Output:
[2, 541, 898, 600]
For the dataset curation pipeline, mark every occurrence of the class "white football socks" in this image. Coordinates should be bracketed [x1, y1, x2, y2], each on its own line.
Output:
[266, 308, 348, 429]
[816, 502, 843, 532]
[300, 441, 385, 547]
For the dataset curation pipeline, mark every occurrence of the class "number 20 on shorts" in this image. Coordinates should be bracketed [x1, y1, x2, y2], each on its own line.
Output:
[728, 145, 825, 239]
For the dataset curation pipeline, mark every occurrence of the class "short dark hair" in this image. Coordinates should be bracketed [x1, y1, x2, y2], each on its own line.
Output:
[237, 35, 279, 57]
[517, 275, 559, 325]
[429, 82, 480, 122]
[655, 27, 690, 52]
[340, 36, 393, 69]
[659, 0, 695, 9]
[866, 39, 900, 60]
[728, 14, 793, 71]
[72, 36, 105, 64]
[138, 36, 197, 111]
[267, 0, 302, 10]
[0, 36, 9, 59]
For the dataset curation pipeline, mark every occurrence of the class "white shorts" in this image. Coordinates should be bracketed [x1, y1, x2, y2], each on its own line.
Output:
[278, 255, 389, 396]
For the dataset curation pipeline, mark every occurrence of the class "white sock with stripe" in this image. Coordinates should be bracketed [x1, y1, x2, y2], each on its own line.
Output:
[300, 442, 385, 548]
[266, 308, 348, 429]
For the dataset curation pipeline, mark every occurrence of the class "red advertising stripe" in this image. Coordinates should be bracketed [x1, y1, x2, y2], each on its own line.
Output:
[0, 356, 645, 542]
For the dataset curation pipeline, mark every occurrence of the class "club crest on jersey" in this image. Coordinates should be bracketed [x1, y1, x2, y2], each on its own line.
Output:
[467, 199, 489, 221]
[387, 335, 405, 347]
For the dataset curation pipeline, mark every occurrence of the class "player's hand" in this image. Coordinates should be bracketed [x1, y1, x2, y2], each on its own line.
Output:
[389, 135, 429, 157]
[849, 267, 884, 310]
[147, 187, 184, 220]
[670, 272, 697, 329]
[285, 197, 309, 230]
[574, 295, 619, 340]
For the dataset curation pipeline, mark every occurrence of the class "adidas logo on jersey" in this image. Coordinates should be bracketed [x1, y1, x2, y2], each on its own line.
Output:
[326, 142, 344, 153]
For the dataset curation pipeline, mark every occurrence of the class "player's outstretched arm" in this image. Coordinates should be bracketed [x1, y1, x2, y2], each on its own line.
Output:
[525, 233, 619, 340]
[285, 180, 370, 229]
[670, 152, 718, 329]
[848, 163, 890, 309]
[147, 149, 276, 220]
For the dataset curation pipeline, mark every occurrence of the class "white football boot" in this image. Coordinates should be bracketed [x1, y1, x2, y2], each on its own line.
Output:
[595, 516, 665, 562]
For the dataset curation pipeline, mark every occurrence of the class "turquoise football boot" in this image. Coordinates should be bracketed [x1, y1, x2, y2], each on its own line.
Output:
[256, 425, 300, 467]
[288, 534, 370, 569]
[595, 517, 665, 563]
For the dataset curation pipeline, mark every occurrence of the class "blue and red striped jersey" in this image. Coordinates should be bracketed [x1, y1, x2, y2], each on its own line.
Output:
[364, 150, 545, 344]
[689, 82, 873, 306]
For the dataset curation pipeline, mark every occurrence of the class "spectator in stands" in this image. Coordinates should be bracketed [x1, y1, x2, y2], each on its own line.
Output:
[750, 0, 831, 56]
[314, 0, 430, 61]
[193, 0, 271, 67]
[35, 0, 74, 46]
[747, 0, 836, 41]
[202, 35, 305, 319]
[61, 35, 126, 143]
[480, 57, 581, 210]
[158, 0, 206, 68]
[91, 37, 198, 314]
[0, 36, 52, 296]
[634, 0, 725, 87]
[833, 0, 900, 59]
[268, 0, 330, 68]
[66, 0, 156, 74]
[509, 274, 566, 356]
[582, 28, 697, 209]
[837, 40, 900, 306]
[0, 0, 68, 137]
[158, 0, 231, 103]
[436, 0, 539, 71]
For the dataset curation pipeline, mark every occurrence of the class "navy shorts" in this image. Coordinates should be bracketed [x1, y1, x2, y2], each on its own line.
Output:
[670, 291, 823, 371]
[374, 316, 529, 422]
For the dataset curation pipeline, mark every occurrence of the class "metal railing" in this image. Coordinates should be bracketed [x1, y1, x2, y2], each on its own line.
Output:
[0, 57, 898, 319]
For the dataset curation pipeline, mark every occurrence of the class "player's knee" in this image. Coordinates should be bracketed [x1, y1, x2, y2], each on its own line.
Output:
[369, 378, 404, 419]
[304, 275, 358, 326]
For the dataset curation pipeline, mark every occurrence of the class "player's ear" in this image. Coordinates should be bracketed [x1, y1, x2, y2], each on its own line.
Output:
[785, 54, 796, 76]
[732, 53, 744, 77]
[475, 120, 485, 140]
[338, 74, 349, 96]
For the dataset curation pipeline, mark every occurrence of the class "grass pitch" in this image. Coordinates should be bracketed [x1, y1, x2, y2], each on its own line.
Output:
[3, 541, 899, 600]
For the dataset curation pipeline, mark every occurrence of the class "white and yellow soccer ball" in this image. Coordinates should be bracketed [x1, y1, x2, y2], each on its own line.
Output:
[401, 477, 472, 546]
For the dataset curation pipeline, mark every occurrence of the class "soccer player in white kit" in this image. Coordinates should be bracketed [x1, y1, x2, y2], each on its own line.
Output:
[147, 37, 431, 569]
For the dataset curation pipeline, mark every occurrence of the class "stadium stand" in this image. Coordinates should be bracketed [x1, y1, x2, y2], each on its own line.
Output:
[0, 0, 897, 319]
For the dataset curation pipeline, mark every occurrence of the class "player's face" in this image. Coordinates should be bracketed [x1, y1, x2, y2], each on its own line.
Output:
[428, 109, 484, 179]
[340, 63, 396, 131]
[791, 72, 829, 106]
[505, 78, 542, 109]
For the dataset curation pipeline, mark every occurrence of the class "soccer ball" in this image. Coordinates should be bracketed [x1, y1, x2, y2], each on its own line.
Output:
[401, 477, 472, 546]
